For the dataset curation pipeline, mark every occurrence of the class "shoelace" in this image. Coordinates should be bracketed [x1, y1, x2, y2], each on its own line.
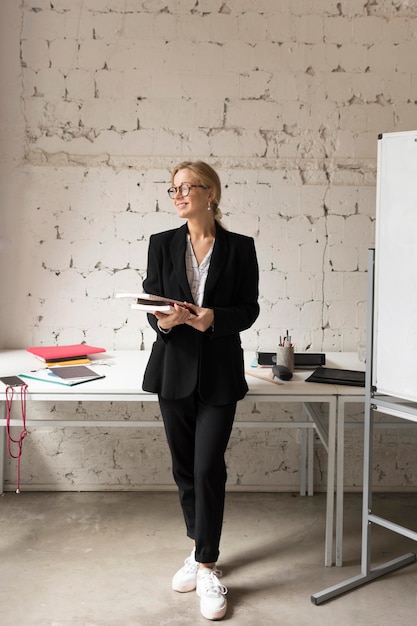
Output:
[199, 570, 228, 597]
[182, 555, 199, 573]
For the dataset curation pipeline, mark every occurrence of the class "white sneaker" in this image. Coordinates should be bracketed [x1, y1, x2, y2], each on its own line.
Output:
[196, 568, 228, 621]
[172, 548, 199, 592]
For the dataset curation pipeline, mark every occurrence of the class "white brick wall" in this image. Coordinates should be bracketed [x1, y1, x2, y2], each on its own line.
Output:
[1, 0, 416, 491]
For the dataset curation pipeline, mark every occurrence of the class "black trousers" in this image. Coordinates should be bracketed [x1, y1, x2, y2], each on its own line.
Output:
[159, 391, 236, 564]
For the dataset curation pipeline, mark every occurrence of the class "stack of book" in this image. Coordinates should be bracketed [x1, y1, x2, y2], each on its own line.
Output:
[116, 292, 196, 315]
[20, 344, 107, 386]
[26, 344, 106, 366]
[19, 365, 106, 387]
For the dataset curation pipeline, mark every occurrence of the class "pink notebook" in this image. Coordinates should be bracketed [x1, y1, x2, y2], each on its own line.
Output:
[26, 344, 106, 362]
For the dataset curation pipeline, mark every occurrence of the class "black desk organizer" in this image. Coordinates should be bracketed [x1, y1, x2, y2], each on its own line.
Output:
[256, 352, 325, 368]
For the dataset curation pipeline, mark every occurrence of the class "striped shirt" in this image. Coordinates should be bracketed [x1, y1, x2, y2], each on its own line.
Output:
[186, 234, 214, 306]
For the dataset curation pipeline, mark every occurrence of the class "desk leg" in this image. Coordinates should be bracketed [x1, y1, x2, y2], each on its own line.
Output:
[336, 396, 345, 567]
[301, 404, 314, 496]
[300, 404, 314, 497]
[300, 426, 307, 496]
[304, 400, 336, 566]
[308, 427, 314, 496]
[324, 398, 337, 567]
[0, 401, 5, 494]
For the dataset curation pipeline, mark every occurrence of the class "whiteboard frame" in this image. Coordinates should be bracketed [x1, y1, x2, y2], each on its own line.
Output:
[373, 130, 417, 401]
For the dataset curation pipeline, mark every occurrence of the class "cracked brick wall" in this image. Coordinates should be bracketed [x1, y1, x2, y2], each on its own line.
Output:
[1, 0, 416, 491]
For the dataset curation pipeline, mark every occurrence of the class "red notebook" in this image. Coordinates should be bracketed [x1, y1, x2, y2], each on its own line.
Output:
[26, 344, 106, 362]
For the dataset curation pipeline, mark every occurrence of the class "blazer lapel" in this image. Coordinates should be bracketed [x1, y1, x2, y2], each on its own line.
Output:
[203, 224, 229, 306]
[170, 224, 194, 302]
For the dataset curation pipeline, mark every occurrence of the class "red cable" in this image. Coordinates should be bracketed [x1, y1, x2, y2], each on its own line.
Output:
[5, 384, 28, 493]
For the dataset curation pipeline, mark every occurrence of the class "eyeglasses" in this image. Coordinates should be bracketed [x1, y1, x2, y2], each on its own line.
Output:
[167, 183, 207, 199]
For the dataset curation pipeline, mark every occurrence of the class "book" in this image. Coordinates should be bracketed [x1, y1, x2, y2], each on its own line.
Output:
[44, 358, 91, 367]
[116, 292, 193, 314]
[305, 367, 365, 387]
[19, 365, 105, 387]
[26, 344, 106, 362]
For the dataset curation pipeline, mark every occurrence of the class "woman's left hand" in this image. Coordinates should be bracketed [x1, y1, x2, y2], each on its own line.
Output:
[185, 304, 214, 333]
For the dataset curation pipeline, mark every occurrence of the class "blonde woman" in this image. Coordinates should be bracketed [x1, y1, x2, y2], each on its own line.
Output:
[142, 161, 259, 620]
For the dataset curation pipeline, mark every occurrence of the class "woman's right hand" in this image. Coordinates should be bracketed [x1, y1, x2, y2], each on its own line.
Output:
[154, 303, 193, 331]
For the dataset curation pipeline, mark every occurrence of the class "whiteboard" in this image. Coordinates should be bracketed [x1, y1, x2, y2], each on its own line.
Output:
[373, 130, 417, 402]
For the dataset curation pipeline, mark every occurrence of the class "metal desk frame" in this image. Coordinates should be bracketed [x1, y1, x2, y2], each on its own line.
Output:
[1, 349, 366, 568]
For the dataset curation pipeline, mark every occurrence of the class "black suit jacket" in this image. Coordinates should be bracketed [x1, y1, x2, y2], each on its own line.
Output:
[142, 222, 259, 405]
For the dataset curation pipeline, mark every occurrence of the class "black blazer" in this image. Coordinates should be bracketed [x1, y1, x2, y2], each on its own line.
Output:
[142, 222, 259, 405]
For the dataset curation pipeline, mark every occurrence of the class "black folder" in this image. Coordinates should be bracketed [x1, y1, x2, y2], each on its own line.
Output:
[305, 367, 365, 387]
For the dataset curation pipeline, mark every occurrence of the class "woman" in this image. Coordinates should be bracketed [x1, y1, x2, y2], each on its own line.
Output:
[142, 161, 259, 621]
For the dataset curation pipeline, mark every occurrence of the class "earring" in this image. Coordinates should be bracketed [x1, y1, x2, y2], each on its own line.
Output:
[207, 201, 211, 211]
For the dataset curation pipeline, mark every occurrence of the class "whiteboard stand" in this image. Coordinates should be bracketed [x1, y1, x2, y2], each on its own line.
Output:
[311, 248, 416, 605]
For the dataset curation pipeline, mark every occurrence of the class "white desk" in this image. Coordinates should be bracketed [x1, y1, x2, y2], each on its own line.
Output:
[0, 350, 364, 567]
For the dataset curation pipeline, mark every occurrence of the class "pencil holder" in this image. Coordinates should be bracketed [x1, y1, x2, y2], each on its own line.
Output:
[276, 345, 295, 373]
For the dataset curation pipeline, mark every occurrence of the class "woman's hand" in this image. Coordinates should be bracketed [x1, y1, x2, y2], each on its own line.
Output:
[155, 302, 214, 333]
[184, 304, 214, 333]
[154, 303, 194, 331]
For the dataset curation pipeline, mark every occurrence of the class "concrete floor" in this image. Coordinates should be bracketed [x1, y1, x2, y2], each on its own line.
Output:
[0, 491, 416, 626]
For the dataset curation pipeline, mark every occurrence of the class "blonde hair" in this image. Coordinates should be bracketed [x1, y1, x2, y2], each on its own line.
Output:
[171, 160, 224, 224]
